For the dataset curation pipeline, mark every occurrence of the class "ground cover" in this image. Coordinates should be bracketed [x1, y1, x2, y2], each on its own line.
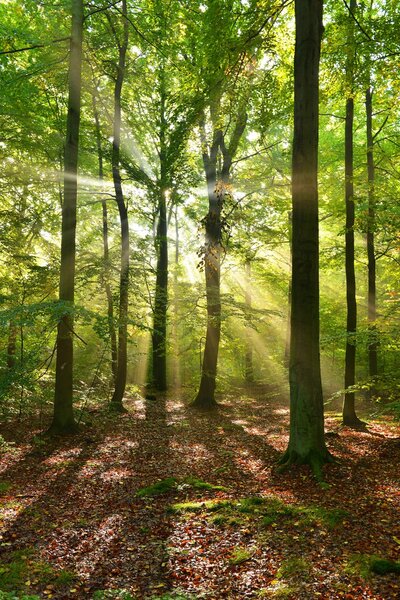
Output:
[0, 386, 399, 599]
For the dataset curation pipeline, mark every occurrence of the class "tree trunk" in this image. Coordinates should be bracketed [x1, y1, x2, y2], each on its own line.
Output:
[193, 111, 246, 409]
[193, 179, 221, 409]
[244, 258, 254, 383]
[366, 85, 378, 392]
[7, 321, 17, 370]
[93, 98, 117, 385]
[110, 0, 129, 412]
[172, 205, 180, 387]
[151, 73, 168, 392]
[284, 210, 292, 368]
[343, 0, 362, 427]
[49, 0, 83, 434]
[280, 0, 332, 479]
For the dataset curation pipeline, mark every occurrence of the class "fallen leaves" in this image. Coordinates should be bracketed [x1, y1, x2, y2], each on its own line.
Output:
[0, 390, 399, 599]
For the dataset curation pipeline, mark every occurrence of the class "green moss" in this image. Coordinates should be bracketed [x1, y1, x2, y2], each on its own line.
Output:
[229, 547, 253, 565]
[136, 478, 177, 497]
[136, 476, 228, 498]
[167, 499, 233, 514]
[182, 477, 227, 492]
[0, 549, 76, 592]
[0, 482, 11, 495]
[344, 554, 379, 579]
[277, 557, 311, 581]
[0, 592, 40, 600]
[370, 558, 400, 575]
[92, 591, 135, 599]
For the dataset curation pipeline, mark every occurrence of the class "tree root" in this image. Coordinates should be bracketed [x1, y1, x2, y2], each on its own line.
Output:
[278, 448, 336, 482]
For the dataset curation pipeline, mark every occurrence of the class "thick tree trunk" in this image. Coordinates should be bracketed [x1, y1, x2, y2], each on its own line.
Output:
[110, 0, 129, 412]
[49, 0, 83, 434]
[244, 258, 254, 383]
[366, 86, 378, 391]
[93, 100, 117, 385]
[342, 0, 362, 427]
[151, 75, 168, 392]
[280, 0, 332, 479]
[284, 210, 292, 368]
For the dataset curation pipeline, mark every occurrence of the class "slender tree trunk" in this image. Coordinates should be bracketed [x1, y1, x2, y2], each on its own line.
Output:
[151, 73, 168, 392]
[172, 206, 180, 387]
[343, 0, 362, 427]
[7, 321, 17, 370]
[280, 0, 332, 479]
[93, 99, 117, 385]
[110, 0, 129, 412]
[244, 258, 254, 383]
[49, 0, 83, 434]
[366, 86, 378, 392]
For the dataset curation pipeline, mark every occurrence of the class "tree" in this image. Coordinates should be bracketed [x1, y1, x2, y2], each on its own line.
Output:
[342, 0, 363, 427]
[49, 0, 83, 434]
[109, 0, 129, 412]
[280, 0, 333, 478]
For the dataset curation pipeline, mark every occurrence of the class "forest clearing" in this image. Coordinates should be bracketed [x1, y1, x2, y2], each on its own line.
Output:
[1, 0, 400, 598]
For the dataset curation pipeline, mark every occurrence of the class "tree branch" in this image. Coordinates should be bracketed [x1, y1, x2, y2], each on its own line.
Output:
[0, 37, 70, 56]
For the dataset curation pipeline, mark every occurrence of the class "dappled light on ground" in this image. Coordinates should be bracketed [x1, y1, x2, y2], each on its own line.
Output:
[0, 388, 399, 599]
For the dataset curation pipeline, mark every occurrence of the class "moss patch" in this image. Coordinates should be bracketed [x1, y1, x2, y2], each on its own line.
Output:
[168, 495, 348, 531]
[0, 548, 76, 593]
[137, 476, 227, 498]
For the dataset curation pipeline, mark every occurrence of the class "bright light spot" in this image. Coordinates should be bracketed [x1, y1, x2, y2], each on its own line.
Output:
[247, 130, 258, 142]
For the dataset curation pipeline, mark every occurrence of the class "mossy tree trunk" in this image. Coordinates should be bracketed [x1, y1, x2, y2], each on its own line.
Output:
[49, 0, 83, 434]
[280, 0, 333, 479]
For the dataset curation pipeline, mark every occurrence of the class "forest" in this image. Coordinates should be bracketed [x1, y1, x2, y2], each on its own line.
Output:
[0, 0, 399, 598]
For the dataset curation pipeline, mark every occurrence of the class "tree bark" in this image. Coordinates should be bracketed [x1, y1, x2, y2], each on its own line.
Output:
[110, 0, 129, 412]
[193, 111, 246, 409]
[93, 98, 118, 385]
[366, 86, 378, 391]
[49, 0, 83, 434]
[280, 0, 332, 479]
[172, 205, 180, 387]
[151, 72, 168, 392]
[244, 258, 254, 383]
[7, 321, 17, 370]
[342, 0, 362, 427]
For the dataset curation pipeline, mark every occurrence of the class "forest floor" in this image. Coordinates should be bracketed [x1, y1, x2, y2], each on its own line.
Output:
[0, 384, 399, 600]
